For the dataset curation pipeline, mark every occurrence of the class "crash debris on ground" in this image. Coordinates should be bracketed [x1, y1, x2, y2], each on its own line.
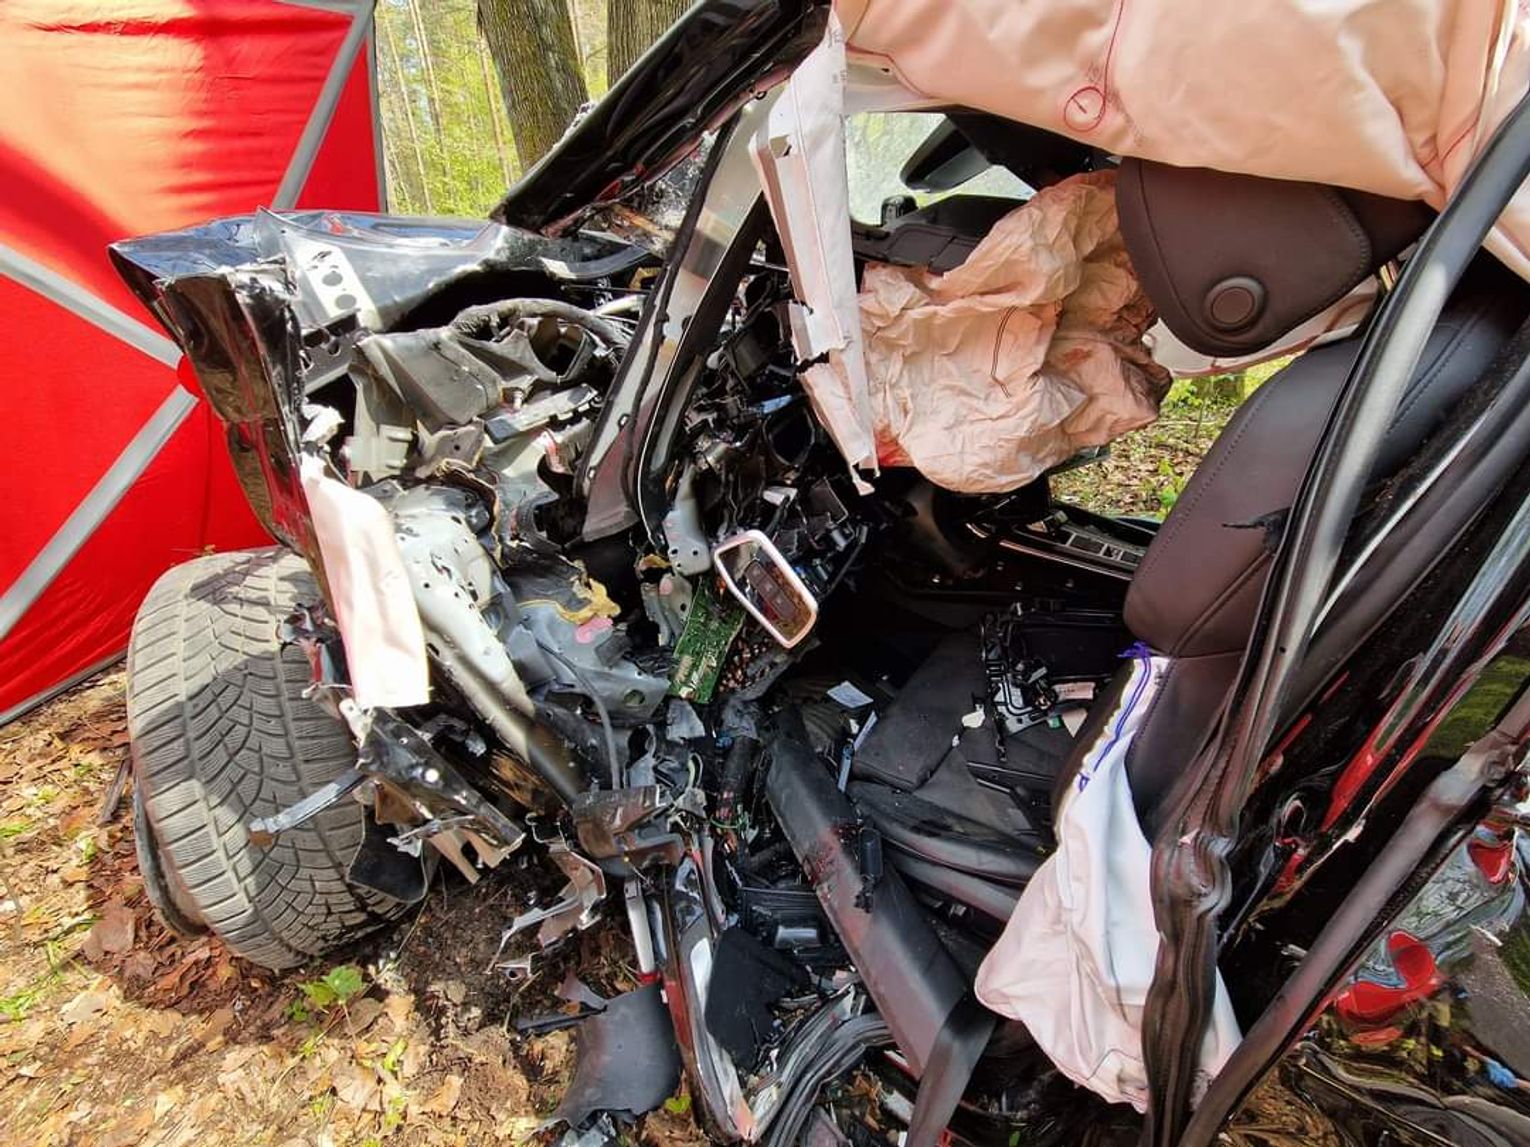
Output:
[0, 667, 707, 1147]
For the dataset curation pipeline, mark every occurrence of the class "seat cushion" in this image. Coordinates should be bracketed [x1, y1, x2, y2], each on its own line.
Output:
[849, 783, 1041, 886]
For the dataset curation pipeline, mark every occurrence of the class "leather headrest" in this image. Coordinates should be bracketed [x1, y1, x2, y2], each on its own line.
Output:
[1117, 159, 1432, 357]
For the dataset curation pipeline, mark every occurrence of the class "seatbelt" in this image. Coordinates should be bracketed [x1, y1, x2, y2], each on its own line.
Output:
[905, 994, 996, 1147]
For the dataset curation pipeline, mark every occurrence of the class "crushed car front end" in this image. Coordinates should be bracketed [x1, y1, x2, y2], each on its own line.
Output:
[110, 1, 1530, 1143]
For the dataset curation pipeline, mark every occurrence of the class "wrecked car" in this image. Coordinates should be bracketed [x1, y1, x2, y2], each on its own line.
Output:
[112, 1, 1530, 1144]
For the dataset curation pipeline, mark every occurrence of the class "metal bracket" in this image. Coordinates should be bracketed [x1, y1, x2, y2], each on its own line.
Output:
[360, 711, 528, 852]
[247, 767, 366, 847]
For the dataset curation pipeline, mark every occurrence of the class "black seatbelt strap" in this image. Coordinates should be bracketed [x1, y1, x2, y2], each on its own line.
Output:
[906, 994, 996, 1147]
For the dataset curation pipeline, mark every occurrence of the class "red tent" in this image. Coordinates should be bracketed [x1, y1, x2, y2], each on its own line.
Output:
[0, 0, 386, 722]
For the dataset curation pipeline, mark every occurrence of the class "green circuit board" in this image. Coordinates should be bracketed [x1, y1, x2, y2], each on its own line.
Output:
[668, 579, 746, 703]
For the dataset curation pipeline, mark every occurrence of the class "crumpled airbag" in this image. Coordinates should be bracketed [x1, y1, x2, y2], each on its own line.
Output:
[860, 171, 1169, 493]
[974, 650, 1241, 1111]
[837, 0, 1530, 282]
[300, 456, 430, 710]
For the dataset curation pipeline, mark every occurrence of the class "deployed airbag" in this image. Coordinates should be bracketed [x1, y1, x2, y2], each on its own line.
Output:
[837, 0, 1530, 282]
[300, 456, 430, 710]
[974, 648, 1241, 1111]
[860, 171, 1169, 493]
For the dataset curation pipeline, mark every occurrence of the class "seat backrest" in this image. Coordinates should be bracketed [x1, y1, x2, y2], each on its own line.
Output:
[1068, 256, 1527, 836]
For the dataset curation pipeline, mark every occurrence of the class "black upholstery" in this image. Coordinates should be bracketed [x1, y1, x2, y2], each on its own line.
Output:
[1100, 255, 1528, 836]
[853, 195, 1023, 273]
[849, 783, 1041, 886]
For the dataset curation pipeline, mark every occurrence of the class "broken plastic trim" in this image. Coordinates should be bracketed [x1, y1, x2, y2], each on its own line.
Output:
[554, 983, 682, 1127]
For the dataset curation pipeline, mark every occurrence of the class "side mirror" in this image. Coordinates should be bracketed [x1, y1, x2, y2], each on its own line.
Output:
[712, 530, 818, 649]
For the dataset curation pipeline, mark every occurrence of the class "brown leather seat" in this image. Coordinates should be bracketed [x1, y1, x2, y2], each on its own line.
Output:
[1116, 158, 1434, 358]
[1058, 162, 1530, 836]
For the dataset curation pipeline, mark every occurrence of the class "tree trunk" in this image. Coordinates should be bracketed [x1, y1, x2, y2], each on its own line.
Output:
[477, 37, 517, 186]
[405, 0, 444, 139]
[607, 0, 688, 82]
[477, 0, 589, 168]
[380, 15, 433, 213]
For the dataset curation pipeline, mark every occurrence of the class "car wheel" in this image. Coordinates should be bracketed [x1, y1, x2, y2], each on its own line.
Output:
[127, 548, 408, 969]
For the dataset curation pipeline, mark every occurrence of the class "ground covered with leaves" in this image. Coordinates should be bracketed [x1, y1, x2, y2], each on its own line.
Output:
[0, 669, 706, 1147]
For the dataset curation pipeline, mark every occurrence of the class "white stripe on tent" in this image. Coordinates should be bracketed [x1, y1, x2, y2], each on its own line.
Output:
[278, 0, 373, 13]
[0, 242, 179, 367]
[273, 2, 376, 209]
[0, 385, 197, 641]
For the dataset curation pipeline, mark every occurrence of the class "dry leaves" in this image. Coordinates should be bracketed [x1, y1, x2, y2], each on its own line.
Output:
[82, 901, 134, 960]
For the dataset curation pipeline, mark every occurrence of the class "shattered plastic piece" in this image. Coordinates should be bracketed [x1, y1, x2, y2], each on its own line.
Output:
[553, 1112, 619, 1147]
[555, 985, 681, 1127]
[666, 699, 707, 741]
[572, 786, 672, 859]
[558, 971, 607, 1011]
[426, 828, 485, 884]
[826, 681, 874, 709]
[703, 928, 809, 1071]
[347, 814, 430, 903]
[516, 1005, 604, 1036]
[421, 825, 512, 884]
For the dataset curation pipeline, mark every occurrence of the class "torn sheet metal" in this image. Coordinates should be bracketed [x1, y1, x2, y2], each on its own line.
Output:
[860, 171, 1170, 493]
[974, 649, 1241, 1111]
[299, 455, 429, 708]
[497, 844, 606, 951]
[749, 12, 878, 483]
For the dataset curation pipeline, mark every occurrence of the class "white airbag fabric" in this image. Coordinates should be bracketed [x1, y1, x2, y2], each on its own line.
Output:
[837, 0, 1530, 281]
[860, 171, 1168, 493]
[300, 456, 429, 709]
[749, 12, 878, 480]
[975, 650, 1242, 1111]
